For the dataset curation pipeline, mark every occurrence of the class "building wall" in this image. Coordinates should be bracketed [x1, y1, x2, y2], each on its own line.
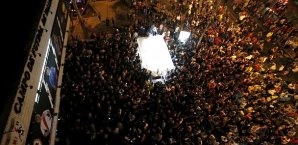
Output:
[0, 0, 68, 144]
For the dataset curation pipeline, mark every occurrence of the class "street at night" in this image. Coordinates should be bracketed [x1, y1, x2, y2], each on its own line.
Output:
[1, 0, 298, 145]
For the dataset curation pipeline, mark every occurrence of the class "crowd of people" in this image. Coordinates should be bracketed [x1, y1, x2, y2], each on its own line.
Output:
[57, 0, 297, 144]
[233, 0, 297, 60]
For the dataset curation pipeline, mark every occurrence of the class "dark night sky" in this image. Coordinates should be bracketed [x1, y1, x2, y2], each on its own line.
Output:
[0, 0, 47, 130]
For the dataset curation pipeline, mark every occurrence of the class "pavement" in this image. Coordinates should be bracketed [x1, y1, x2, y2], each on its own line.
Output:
[69, 0, 130, 40]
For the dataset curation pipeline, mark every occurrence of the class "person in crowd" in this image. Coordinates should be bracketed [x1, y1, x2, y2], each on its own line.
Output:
[57, 0, 297, 145]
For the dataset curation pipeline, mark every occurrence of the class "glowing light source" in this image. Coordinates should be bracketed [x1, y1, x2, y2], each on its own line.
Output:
[178, 31, 191, 43]
[137, 35, 175, 76]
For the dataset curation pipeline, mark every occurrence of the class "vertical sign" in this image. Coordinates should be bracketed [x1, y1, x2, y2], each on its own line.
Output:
[51, 0, 67, 65]
[26, 42, 59, 145]
[0, 0, 57, 144]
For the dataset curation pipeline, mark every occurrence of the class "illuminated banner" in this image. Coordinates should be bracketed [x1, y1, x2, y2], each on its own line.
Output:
[26, 1, 67, 144]
[0, 0, 59, 144]
[26, 41, 59, 145]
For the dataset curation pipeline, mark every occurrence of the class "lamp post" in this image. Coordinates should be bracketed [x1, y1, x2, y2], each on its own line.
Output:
[106, 0, 110, 27]
[107, 0, 109, 19]
[72, 0, 84, 25]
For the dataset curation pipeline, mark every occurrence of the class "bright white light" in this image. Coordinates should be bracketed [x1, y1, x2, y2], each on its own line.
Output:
[178, 31, 191, 43]
[35, 40, 50, 103]
[35, 93, 40, 103]
[137, 35, 175, 76]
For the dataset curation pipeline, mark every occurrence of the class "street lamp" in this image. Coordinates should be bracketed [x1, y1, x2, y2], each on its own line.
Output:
[72, 0, 84, 25]
[106, 0, 109, 27]
[107, 0, 109, 18]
